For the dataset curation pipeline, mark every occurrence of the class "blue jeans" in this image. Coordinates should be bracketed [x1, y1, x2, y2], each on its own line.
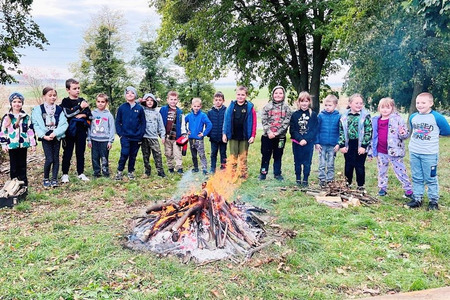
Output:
[91, 141, 110, 177]
[318, 145, 336, 182]
[410, 152, 439, 203]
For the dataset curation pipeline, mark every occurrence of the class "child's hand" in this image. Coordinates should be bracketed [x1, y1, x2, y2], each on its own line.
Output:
[2, 147, 8, 153]
[222, 134, 227, 143]
[44, 135, 53, 141]
[399, 127, 406, 135]
[88, 141, 92, 148]
[268, 132, 276, 139]
[107, 143, 112, 150]
[80, 101, 89, 109]
[315, 144, 322, 152]
[299, 139, 307, 146]
[31, 146, 36, 152]
[358, 147, 366, 155]
[198, 132, 203, 138]
[248, 137, 255, 144]
[333, 145, 340, 152]
[161, 138, 165, 144]
[340, 147, 348, 154]
[49, 132, 56, 139]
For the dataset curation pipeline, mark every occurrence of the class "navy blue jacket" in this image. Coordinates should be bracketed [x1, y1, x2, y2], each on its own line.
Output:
[115, 102, 145, 141]
[207, 105, 226, 142]
[159, 105, 184, 139]
[315, 110, 340, 146]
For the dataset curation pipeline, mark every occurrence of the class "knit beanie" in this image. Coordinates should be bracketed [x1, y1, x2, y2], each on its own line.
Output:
[9, 92, 25, 104]
[271, 85, 286, 102]
[125, 86, 138, 99]
[143, 93, 158, 108]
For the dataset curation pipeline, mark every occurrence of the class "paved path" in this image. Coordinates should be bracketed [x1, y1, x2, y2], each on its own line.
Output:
[358, 286, 450, 299]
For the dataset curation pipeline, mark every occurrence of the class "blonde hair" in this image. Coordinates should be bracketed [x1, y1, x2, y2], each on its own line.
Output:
[348, 93, 364, 104]
[416, 92, 433, 103]
[323, 94, 338, 105]
[191, 97, 202, 105]
[378, 97, 396, 113]
[297, 91, 311, 102]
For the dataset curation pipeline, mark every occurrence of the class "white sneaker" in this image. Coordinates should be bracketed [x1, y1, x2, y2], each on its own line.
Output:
[61, 174, 69, 183]
[77, 173, 90, 181]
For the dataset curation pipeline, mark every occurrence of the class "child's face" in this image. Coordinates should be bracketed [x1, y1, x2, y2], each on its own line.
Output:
[213, 97, 224, 108]
[349, 96, 364, 113]
[44, 90, 57, 105]
[298, 99, 310, 111]
[272, 88, 284, 102]
[146, 98, 155, 108]
[96, 97, 107, 110]
[191, 102, 201, 113]
[67, 83, 80, 99]
[379, 104, 393, 118]
[167, 96, 178, 108]
[416, 95, 433, 114]
[125, 90, 136, 102]
[236, 90, 247, 104]
[323, 101, 337, 113]
[11, 98, 23, 112]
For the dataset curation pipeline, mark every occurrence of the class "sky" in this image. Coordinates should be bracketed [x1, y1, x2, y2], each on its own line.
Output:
[17, 0, 346, 86]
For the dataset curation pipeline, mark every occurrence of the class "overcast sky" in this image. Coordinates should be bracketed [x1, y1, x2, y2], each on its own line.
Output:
[17, 0, 346, 86]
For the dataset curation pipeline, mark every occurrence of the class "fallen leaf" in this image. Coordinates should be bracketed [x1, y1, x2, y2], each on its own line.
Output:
[417, 244, 431, 250]
[210, 289, 220, 298]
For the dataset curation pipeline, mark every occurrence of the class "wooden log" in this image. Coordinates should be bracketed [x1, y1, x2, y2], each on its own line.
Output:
[145, 199, 178, 213]
[244, 239, 276, 260]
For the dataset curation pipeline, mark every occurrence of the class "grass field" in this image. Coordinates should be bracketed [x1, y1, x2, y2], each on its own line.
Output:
[0, 122, 449, 299]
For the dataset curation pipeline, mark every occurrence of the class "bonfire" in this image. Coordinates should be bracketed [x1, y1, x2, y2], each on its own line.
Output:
[126, 157, 274, 263]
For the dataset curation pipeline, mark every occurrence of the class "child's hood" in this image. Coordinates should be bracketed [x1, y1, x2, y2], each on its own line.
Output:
[93, 108, 111, 114]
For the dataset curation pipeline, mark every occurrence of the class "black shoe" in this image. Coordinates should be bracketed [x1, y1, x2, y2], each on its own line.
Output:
[319, 181, 327, 188]
[168, 168, 174, 173]
[157, 172, 166, 178]
[192, 168, 199, 173]
[202, 170, 208, 175]
[302, 181, 309, 188]
[274, 175, 284, 181]
[296, 180, 302, 186]
[406, 199, 422, 209]
[177, 168, 184, 174]
[427, 202, 439, 211]
[258, 174, 266, 180]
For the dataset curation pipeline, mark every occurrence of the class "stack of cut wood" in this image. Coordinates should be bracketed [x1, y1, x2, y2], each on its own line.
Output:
[0, 178, 27, 208]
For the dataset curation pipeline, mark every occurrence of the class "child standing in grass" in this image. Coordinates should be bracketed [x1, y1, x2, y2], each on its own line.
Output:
[315, 94, 341, 188]
[115, 86, 146, 180]
[32, 87, 68, 187]
[87, 93, 115, 178]
[222, 86, 257, 179]
[339, 93, 373, 191]
[406, 92, 450, 210]
[207, 92, 227, 173]
[290, 91, 318, 187]
[0, 92, 36, 187]
[259, 85, 292, 181]
[371, 97, 413, 198]
[160, 91, 186, 174]
[141, 93, 166, 178]
[185, 97, 212, 175]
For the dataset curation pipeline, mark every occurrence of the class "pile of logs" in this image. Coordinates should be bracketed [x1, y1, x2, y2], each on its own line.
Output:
[0, 178, 26, 198]
[126, 186, 270, 263]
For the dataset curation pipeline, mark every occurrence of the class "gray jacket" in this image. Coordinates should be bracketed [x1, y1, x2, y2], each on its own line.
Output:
[87, 108, 115, 143]
[144, 107, 166, 139]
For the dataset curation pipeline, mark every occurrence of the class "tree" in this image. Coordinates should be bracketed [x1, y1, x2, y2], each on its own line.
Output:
[73, 7, 129, 113]
[152, 0, 349, 111]
[341, 0, 450, 112]
[0, 0, 48, 84]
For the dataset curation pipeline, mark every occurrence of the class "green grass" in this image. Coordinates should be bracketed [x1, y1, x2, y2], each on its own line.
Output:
[1, 129, 449, 299]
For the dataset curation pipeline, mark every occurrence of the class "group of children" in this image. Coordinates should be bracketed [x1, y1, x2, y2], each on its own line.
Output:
[1, 79, 448, 210]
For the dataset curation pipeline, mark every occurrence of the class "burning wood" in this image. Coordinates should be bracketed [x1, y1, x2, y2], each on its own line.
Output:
[126, 183, 269, 263]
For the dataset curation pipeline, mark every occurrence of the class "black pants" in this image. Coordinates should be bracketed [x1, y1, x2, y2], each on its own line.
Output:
[9, 147, 28, 186]
[292, 142, 314, 182]
[343, 139, 367, 187]
[260, 135, 285, 176]
[62, 127, 87, 175]
[117, 137, 141, 172]
[42, 139, 61, 180]
[210, 140, 227, 172]
[91, 141, 110, 177]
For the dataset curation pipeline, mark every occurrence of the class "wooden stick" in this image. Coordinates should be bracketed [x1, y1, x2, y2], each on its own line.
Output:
[245, 239, 276, 260]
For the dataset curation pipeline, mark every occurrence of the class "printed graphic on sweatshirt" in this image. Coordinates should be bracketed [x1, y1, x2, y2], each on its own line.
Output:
[92, 116, 108, 134]
[297, 113, 310, 135]
[412, 122, 433, 141]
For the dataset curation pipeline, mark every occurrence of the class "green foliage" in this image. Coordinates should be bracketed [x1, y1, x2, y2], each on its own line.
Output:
[73, 8, 130, 114]
[152, 0, 350, 111]
[0, 0, 48, 84]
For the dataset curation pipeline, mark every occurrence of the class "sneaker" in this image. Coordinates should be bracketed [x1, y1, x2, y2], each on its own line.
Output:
[115, 171, 123, 181]
[274, 175, 284, 181]
[378, 189, 387, 196]
[177, 168, 184, 174]
[78, 174, 90, 181]
[319, 181, 327, 188]
[296, 180, 302, 186]
[61, 174, 69, 183]
[427, 202, 439, 211]
[128, 172, 135, 180]
[302, 181, 309, 188]
[43, 179, 51, 188]
[192, 168, 199, 173]
[406, 199, 422, 209]
[202, 170, 208, 175]
[357, 186, 366, 194]
[403, 190, 414, 200]
[168, 168, 174, 173]
[51, 179, 59, 188]
[258, 174, 266, 180]
[157, 172, 166, 178]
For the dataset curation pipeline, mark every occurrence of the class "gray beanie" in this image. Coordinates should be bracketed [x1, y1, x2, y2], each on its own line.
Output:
[143, 93, 158, 108]
[9, 92, 25, 104]
[271, 85, 286, 101]
[125, 86, 138, 99]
